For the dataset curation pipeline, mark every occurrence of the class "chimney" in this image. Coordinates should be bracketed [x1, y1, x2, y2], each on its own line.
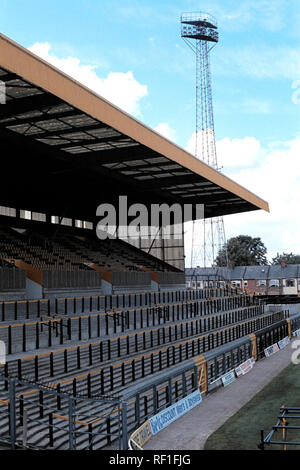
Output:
[281, 258, 287, 268]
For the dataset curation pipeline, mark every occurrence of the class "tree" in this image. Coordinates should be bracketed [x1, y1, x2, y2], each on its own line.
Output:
[215, 235, 268, 268]
[271, 252, 300, 265]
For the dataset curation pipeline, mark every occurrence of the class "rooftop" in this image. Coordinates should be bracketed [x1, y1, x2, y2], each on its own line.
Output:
[0, 33, 269, 223]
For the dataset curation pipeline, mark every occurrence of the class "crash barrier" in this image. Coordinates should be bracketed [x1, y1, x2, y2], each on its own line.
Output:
[128, 389, 202, 450]
[0, 374, 123, 450]
[0, 286, 245, 321]
[0, 315, 294, 450]
[43, 270, 102, 289]
[257, 314, 300, 451]
[259, 406, 300, 450]
[128, 317, 293, 450]
[254, 314, 297, 359]
[111, 271, 151, 287]
[3, 307, 281, 382]
[156, 272, 186, 285]
[0, 302, 266, 355]
[2, 311, 288, 406]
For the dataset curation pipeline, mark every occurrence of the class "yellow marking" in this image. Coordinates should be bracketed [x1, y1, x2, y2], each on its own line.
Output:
[16, 390, 39, 399]
[52, 412, 89, 426]
[53, 405, 120, 427]
[193, 355, 206, 367]
[0, 318, 61, 329]
[0, 399, 9, 405]
[130, 420, 152, 450]
[249, 333, 258, 361]
[286, 318, 292, 339]
[281, 405, 287, 451]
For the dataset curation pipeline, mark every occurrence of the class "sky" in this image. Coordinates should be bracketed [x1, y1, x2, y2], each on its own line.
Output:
[1, 0, 300, 264]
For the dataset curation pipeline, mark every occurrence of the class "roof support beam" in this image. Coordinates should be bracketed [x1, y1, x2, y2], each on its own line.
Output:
[0, 109, 79, 127]
[58, 133, 134, 150]
[29, 121, 109, 138]
[140, 173, 206, 189]
[67, 145, 153, 164]
[0, 93, 62, 119]
[180, 192, 237, 205]
[0, 72, 19, 82]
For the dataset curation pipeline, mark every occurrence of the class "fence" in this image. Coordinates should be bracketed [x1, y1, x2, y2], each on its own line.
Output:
[0, 268, 26, 291]
[157, 272, 186, 285]
[0, 287, 251, 321]
[43, 270, 102, 289]
[0, 375, 123, 450]
[112, 271, 151, 288]
[0, 303, 266, 356]
[0, 314, 293, 451]
[127, 319, 293, 450]
[257, 313, 300, 450]
[259, 406, 300, 450]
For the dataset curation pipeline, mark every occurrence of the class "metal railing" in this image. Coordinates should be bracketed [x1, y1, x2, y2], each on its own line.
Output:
[0, 313, 293, 451]
[0, 374, 123, 450]
[0, 286, 240, 321]
[259, 406, 300, 450]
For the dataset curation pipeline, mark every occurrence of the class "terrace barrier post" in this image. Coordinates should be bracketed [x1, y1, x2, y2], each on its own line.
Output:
[122, 401, 128, 450]
[9, 377, 16, 450]
[259, 430, 265, 450]
[69, 397, 76, 450]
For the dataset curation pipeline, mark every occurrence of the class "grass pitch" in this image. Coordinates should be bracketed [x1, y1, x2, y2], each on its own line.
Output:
[204, 362, 300, 450]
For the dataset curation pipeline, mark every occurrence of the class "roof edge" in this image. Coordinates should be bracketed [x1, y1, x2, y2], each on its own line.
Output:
[0, 33, 269, 213]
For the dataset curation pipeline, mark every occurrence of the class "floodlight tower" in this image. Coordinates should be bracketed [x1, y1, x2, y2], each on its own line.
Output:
[181, 12, 227, 268]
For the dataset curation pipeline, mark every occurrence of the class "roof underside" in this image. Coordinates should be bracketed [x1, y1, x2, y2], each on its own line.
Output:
[0, 34, 269, 223]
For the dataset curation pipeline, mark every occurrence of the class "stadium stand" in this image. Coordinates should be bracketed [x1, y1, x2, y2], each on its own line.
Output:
[0, 285, 295, 449]
[0, 33, 274, 451]
[0, 224, 186, 298]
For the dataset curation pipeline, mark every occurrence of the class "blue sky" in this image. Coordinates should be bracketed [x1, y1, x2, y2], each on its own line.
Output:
[1, 0, 300, 263]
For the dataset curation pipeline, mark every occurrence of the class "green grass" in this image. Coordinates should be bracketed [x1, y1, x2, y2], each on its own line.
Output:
[204, 363, 300, 450]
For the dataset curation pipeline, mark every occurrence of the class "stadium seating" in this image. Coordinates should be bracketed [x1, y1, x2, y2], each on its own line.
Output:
[0, 225, 178, 273]
[0, 225, 185, 296]
[0, 227, 91, 271]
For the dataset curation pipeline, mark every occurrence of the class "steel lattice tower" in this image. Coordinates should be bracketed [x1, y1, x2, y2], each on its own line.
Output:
[181, 12, 227, 268]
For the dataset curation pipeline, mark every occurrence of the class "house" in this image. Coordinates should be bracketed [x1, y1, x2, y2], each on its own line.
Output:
[185, 260, 300, 298]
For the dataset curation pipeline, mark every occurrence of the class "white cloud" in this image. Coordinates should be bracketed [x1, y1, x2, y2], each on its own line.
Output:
[187, 0, 288, 33]
[216, 44, 300, 80]
[185, 132, 196, 157]
[185, 131, 261, 170]
[154, 123, 176, 141]
[240, 99, 272, 115]
[28, 42, 148, 116]
[185, 129, 216, 163]
[219, 0, 286, 32]
[221, 135, 300, 259]
[216, 136, 261, 168]
[184, 131, 300, 260]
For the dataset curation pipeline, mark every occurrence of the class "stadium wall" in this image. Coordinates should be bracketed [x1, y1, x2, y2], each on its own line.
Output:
[0, 267, 26, 300]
